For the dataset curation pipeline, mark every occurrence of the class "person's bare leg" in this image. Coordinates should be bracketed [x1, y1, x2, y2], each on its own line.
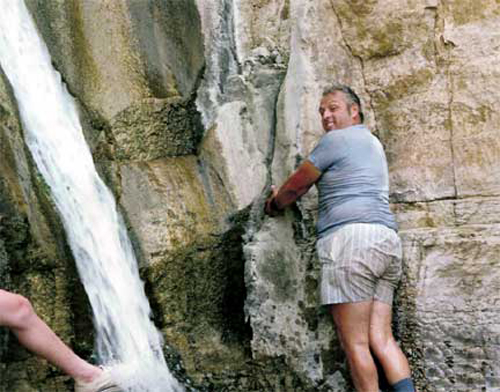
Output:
[330, 301, 379, 392]
[0, 289, 101, 383]
[369, 300, 411, 384]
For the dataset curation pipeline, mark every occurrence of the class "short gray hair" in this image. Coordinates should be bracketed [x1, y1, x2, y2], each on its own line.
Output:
[322, 84, 364, 123]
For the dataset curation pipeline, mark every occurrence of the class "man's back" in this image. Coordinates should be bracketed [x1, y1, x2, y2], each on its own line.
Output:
[308, 124, 397, 238]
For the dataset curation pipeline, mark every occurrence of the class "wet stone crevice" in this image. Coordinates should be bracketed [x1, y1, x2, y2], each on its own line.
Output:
[215, 0, 242, 98]
[141, 208, 253, 389]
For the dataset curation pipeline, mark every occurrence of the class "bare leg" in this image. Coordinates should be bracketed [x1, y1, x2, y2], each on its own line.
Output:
[330, 301, 379, 392]
[369, 300, 411, 384]
[0, 289, 101, 383]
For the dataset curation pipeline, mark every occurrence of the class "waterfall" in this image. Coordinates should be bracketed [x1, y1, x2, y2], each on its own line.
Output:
[0, 1, 183, 391]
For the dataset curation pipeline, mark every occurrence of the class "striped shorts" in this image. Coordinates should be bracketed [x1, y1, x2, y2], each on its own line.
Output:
[316, 223, 402, 305]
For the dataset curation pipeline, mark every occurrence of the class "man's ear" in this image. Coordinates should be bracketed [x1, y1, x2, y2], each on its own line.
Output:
[350, 103, 360, 120]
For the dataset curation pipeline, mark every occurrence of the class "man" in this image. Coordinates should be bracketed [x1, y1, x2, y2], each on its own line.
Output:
[0, 289, 121, 392]
[264, 85, 414, 392]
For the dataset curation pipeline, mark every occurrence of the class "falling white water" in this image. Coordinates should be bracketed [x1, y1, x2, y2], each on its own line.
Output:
[0, 2, 184, 391]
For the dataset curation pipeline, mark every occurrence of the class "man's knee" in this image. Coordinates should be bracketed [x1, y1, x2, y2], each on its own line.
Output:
[345, 340, 372, 361]
[339, 329, 371, 358]
[369, 329, 393, 357]
[5, 294, 36, 329]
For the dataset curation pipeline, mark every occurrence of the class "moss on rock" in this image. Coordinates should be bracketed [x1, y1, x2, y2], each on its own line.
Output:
[110, 97, 204, 161]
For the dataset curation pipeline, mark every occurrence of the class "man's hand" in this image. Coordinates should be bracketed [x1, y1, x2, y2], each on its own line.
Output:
[264, 161, 321, 217]
[264, 185, 281, 217]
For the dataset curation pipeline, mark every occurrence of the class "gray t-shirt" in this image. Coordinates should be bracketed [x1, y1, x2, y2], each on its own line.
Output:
[308, 124, 397, 238]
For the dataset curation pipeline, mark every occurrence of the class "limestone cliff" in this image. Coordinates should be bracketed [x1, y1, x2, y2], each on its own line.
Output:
[0, 1, 499, 391]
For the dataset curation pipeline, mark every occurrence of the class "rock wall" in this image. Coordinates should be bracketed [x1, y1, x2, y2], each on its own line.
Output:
[0, 1, 499, 391]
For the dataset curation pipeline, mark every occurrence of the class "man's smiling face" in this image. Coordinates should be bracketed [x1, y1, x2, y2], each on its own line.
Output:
[319, 91, 359, 132]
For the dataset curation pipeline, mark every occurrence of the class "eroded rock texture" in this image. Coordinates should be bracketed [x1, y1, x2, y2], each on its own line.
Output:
[0, 1, 499, 391]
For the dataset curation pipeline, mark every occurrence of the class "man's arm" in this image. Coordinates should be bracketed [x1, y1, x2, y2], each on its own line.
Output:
[265, 160, 321, 216]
